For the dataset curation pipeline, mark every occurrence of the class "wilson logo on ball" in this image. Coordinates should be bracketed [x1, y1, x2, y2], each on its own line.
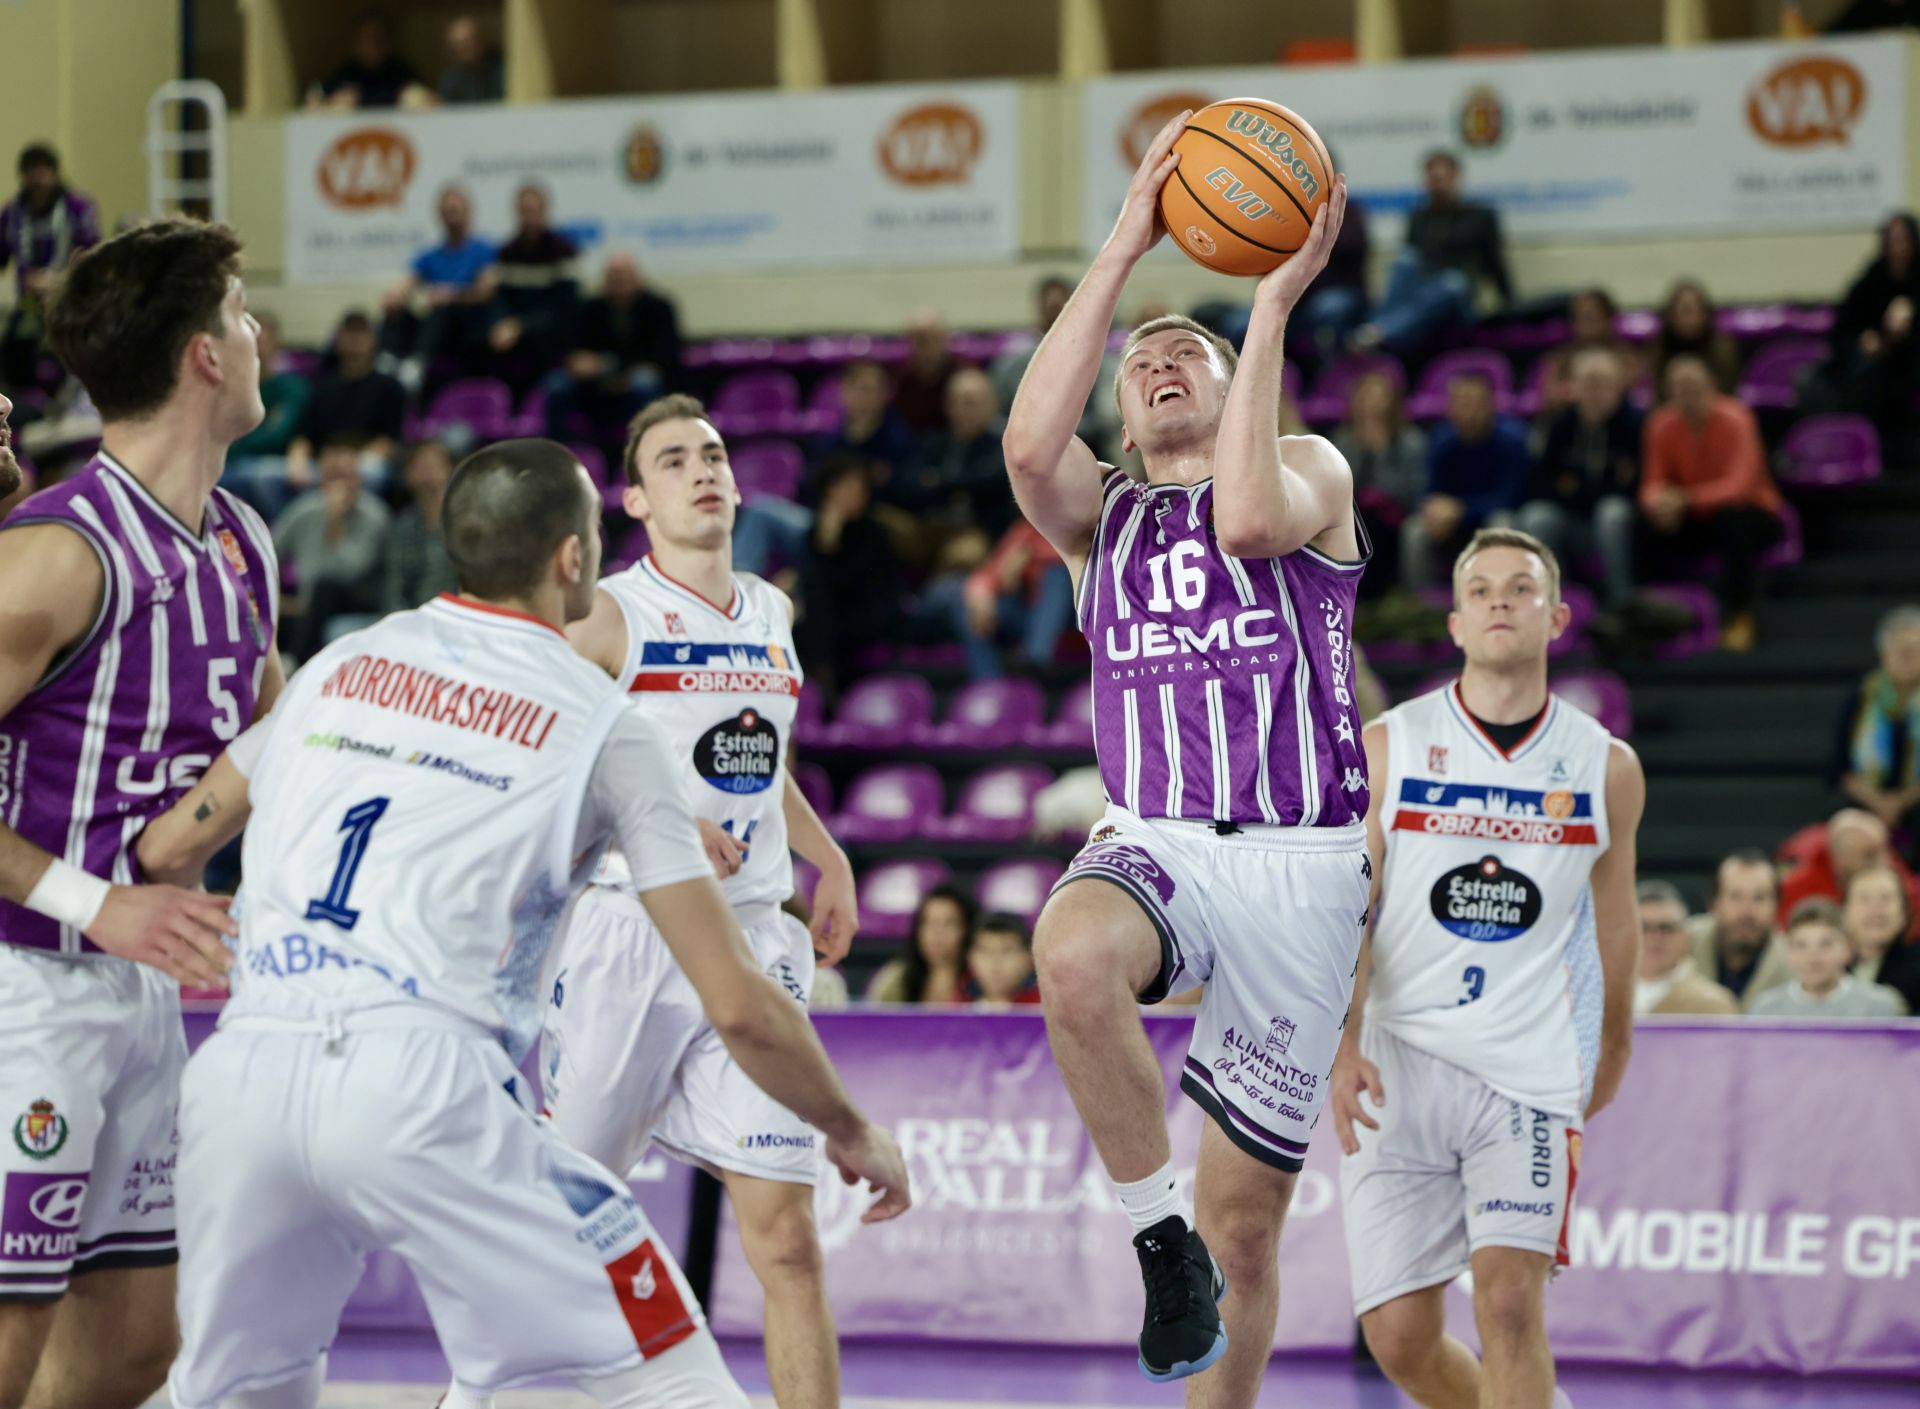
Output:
[1747, 55, 1866, 147]
[1222, 108, 1321, 200]
[878, 104, 982, 186]
[317, 129, 416, 209]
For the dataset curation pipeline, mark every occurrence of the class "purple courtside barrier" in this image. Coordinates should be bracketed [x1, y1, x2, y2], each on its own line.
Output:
[711, 1012, 1920, 1376]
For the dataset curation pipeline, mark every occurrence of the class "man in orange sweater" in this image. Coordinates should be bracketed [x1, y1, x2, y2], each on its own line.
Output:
[1639, 354, 1783, 651]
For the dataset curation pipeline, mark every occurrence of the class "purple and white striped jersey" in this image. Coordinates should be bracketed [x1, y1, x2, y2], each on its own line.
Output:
[0, 453, 278, 953]
[1078, 469, 1368, 828]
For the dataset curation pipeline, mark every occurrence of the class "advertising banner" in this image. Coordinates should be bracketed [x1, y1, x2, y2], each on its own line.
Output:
[1081, 36, 1909, 249]
[711, 1012, 1920, 1376]
[284, 83, 1021, 282]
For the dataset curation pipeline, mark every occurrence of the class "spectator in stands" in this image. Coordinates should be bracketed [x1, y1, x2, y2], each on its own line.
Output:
[1400, 370, 1528, 590]
[1748, 898, 1908, 1018]
[0, 144, 99, 387]
[221, 311, 312, 519]
[967, 913, 1040, 1009]
[892, 308, 964, 433]
[1635, 880, 1739, 1016]
[1777, 806, 1920, 929]
[1689, 848, 1791, 1008]
[381, 440, 459, 612]
[438, 14, 503, 104]
[1652, 279, 1739, 397]
[812, 358, 913, 479]
[1833, 604, 1920, 857]
[1331, 371, 1425, 594]
[792, 455, 906, 698]
[1825, 210, 1917, 444]
[486, 184, 580, 389]
[951, 517, 1071, 680]
[991, 275, 1121, 459]
[541, 252, 680, 439]
[306, 12, 430, 110]
[892, 367, 1015, 542]
[1842, 863, 1920, 1013]
[1351, 149, 1510, 356]
[287, 311, 406, 496]
[380, 185, 496, 391]
[1532, 288, 1639, 432]
[867, 884, 979, 1003]
[272, 434, 392, 661]
[1638, 354, 1782, 652]
[1519, 348, 1641, 609]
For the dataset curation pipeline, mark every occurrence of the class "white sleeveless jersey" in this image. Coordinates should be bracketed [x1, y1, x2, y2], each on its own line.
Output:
[591, 557, 800, 912]
[223, 595, 704, 1060]
[1369, 682, 1614, 1118]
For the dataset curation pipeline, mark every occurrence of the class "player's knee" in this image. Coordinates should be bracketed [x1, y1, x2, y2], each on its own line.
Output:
[1204, 1203, 1283, 1287]
[740, 1193, 825, 1288]
[109, 1330, 179, 1408]
[1360, 1307, 1439, 1382]
[1033, 922, 1129, 1009]
[1473, 1269, 1545, 1345]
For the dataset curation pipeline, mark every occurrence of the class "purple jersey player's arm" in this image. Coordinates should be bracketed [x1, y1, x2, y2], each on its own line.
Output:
[1330, 719, 1391, 1156]
[1003, 111, 1190, 570]
[135, 750, 256, 888]
[1585, 738, 1646, 1122]
[1212, 178, 1360, 561]
[0, 523, 237, 986]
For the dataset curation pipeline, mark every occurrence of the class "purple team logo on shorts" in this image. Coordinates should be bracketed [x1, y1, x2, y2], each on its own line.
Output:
[2, 1171, 88, 1263]
[1067, 843, 1176, 907]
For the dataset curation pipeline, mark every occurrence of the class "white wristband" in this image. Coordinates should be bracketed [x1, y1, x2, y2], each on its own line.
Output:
[23, 858, 112, 931]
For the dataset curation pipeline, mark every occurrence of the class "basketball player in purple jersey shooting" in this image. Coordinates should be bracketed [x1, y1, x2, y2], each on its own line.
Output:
[1005, 115, 1366, 1405]
[0, 393, 21, 499]
[0, 221, 282, 1409]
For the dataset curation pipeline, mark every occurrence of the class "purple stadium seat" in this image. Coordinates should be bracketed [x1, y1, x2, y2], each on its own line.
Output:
[1615, 310, 1659, 343]
[709, 370, 801, 437]
[792, 687, 826, 745]
[604, 520, 650, 574]
[917, 679, 1047, 751]
[857, 858, 954, 941]
[1778, 415, 1881, 489]
[833, 763, 944, 844]
[937, 764, 1054, 844]
[279, 348, 324, 377]
[1737, 338, 1826, 410]
[423, 378, 515, 438]
[1549, 583, 1596, 658]
[800, 374, 844, 433]
[1406, 349, 1515, 421]
[1762, 499, 1803, 571]
[794, 761, 833, 819]
[1553, 670, 1632, 738]
[975, 857, 1066, 927]
[1719, 305, 1793, 341]
[729, 439, 806, 505]
[791, 856, 820, 906]
[1026, 679, 1095, 751]
[1300, 354, 1405, 426]
[818, 674, 935, 751]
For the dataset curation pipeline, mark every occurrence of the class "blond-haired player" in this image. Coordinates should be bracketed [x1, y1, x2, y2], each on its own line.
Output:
[1330, 528, 1644, 1409]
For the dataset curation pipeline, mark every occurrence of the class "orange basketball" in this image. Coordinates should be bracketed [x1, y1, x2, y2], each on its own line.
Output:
[1159, 98, 1334, 278]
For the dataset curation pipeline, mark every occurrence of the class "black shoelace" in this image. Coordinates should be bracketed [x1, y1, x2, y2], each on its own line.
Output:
[1139, 1234, 1195, 1323]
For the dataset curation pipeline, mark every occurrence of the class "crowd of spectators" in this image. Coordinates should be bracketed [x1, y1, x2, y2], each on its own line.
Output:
[305, 12, 502, 111]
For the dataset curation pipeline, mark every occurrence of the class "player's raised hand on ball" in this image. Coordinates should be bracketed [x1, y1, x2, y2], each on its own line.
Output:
[86, 884, 237, 990]
[1107, 111, 1191, 263]
[1254, 175, 1348, 318]
[1328, 1039, 1384, 1156]
[827, 1122, 912, 1224]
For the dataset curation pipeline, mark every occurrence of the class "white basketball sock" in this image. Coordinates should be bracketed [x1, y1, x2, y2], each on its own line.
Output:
[1114, 1160, 1186, 1235]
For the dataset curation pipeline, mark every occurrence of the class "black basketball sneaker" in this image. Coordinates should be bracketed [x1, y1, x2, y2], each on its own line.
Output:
[1132, 1214, 1228, 1381]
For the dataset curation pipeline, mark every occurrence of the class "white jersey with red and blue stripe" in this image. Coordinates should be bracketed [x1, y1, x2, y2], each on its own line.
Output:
[591, 557, 799, 912]
[1369, 682, 1614, 1118]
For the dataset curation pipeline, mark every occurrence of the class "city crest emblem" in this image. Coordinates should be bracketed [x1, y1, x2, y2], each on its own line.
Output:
[1265, 1016, 1296, 1056]
[13, 1099, 68, 1160]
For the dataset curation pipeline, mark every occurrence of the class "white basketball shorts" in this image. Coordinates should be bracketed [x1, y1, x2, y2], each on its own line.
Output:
[1339, 1024, 1581, 1316]
[1051, 803, 1371, 1173]
[543, 887, 820, 1185]
[168, 1014, 710, 1408]
[0, 947, 183, 1301]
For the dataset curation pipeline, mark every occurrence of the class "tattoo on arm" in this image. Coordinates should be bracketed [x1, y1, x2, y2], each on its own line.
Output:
[194, 796, 220, 823]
